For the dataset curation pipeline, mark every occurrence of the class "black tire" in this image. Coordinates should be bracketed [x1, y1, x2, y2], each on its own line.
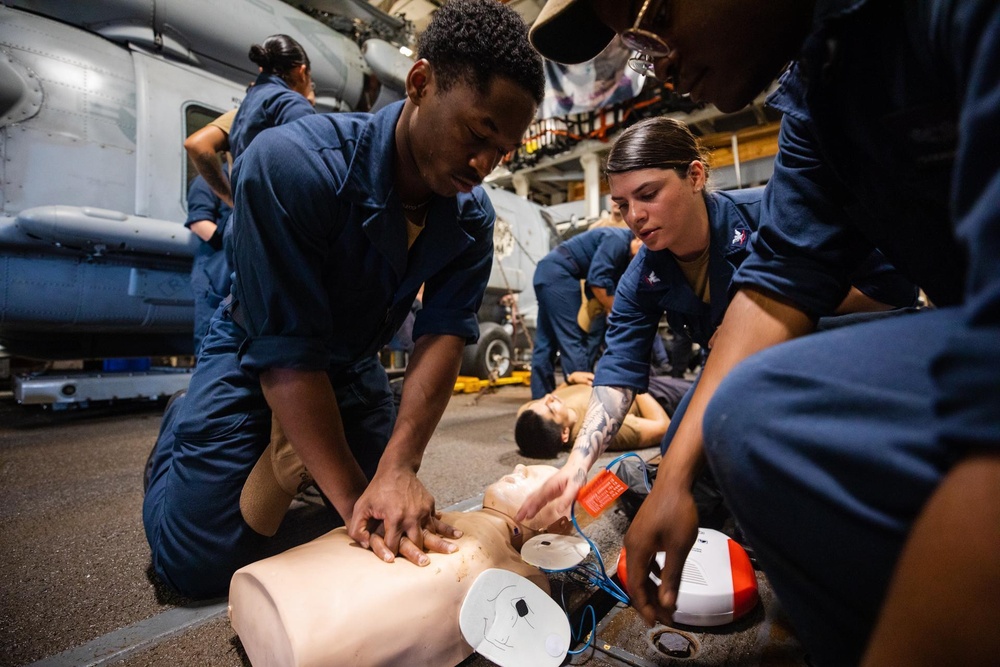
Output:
[461, 322, 513, 379]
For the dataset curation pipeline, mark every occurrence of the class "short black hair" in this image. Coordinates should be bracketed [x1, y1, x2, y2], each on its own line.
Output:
[515, 410, 565, 459]
[418, 0, 545, 105]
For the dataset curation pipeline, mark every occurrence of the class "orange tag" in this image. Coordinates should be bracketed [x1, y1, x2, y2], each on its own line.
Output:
[577, 469, 628, 518]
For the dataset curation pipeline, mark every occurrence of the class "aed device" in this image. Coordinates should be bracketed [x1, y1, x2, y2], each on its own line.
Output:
[617, 528, 758, 627]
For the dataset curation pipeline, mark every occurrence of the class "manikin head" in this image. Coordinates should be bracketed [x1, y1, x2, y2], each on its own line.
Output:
[606, 116, 711, 258]
[514, 395, 577, 458]
[482, 464, 563, 531]
[529, 0, 814, 113]
[399, 0, 544, 200]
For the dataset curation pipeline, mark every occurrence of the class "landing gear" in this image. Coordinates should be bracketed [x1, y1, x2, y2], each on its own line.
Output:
[461, 322, 513, 379]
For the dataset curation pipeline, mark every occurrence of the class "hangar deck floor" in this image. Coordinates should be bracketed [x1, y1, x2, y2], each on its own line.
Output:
[0, 383, 806, 667]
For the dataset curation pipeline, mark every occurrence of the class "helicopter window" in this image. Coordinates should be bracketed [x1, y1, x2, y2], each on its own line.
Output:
[183, 104, 226, 189]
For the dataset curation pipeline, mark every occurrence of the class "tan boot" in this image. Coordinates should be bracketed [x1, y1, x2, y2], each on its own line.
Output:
[240, 417, 314, 537]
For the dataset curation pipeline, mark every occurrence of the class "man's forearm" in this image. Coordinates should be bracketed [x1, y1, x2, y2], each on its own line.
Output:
[260, 367, 368, 520]
[188, 219, 218, 243]
[659, 287, 815, 488]
[386, 334, 465, 471]
[862, 453, 1000, 666]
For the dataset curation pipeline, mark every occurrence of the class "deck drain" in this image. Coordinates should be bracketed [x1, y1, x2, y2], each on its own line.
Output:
[650, 627, 698, 659]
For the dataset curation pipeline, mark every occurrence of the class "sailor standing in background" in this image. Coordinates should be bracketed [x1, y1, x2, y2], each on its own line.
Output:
[184, 171, 232, 355]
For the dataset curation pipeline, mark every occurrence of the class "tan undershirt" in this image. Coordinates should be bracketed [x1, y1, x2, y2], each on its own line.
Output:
[405, 208, 428, 249]
[209, 109, 237, 174]
[676, 244, 711, 304]
[548, 384, 644, 451]
[209, 108, 237, 135]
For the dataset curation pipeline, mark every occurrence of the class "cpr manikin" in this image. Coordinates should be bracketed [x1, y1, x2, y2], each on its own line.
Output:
[229, 465, 568, 667]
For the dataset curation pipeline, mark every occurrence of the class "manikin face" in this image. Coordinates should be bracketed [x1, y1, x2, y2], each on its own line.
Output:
[483, 465, 562, 530]
[609, 166, 705, 254]
[407, 67, 537, 197]
[591, 0, 813, 112]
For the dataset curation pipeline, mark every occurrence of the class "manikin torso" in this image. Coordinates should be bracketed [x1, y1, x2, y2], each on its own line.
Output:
[229, 465, 563, 667]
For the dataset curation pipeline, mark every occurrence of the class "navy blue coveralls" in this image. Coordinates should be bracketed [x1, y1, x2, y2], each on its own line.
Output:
[692, 1, 1000, 664]
[228, 72, 315, 161]
[143, 102, 495, 598]
[222, 72, 316, 267]
[185, 173, 232, 355]
[531, 227, 635, 398]
[596, 187, 915, 391]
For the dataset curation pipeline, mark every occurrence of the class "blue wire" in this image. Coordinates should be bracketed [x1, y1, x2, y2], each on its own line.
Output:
[566, 604, 597, 655]
[570, 501, 629, 604]
[605, 451, 652, 492]
[545, 450, 655, 657]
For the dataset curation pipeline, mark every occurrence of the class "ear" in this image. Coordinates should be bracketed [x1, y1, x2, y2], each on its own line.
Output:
[688, 160, 707, 192]
[560, 426, 571, 444]
[289, 63, 307, 85]
[405, 59, 433, 105]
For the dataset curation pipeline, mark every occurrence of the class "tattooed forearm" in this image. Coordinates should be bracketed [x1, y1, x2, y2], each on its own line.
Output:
[571, 385, 636, 461]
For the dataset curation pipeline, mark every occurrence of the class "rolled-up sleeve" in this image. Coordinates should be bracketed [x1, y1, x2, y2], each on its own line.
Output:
[849, 249, 919, 308]
[588, 232, 631, 293]
[185, 177, 221, 227]
[230, 128, 340, 373]
[731, 110, 873, 317]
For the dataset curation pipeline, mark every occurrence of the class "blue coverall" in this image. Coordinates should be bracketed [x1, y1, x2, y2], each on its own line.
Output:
[143, 102, 495, 598]
[228, 72, 315, 161]
[222, 72, 316, 267]
[596, 187, 916, 391]
[185, 173, 232, 355]
[696, 1, 1000, 664]
[531, 227, 635, 398]
[595, 187, 918, 528]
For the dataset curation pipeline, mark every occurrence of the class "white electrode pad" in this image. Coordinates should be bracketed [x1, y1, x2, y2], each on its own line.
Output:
[459, 569, 570, 667]
[520, 533, 590, 571]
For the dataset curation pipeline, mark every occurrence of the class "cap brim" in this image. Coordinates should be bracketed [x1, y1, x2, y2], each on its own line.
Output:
[530, 0, 616, 65]
[241, 448, 295, 538]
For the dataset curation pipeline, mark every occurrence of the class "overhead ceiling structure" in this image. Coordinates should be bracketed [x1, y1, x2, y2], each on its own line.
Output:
[381, 0, 544, 32]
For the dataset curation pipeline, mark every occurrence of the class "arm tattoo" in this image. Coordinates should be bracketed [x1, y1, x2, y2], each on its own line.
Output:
[572, 386, 636, 460]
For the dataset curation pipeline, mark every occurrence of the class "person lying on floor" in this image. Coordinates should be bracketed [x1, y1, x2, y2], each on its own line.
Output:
[515, 371, 692, 458]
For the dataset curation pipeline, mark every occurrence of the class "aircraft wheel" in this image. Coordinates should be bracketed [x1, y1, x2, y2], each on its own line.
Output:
[461, 322, 513, 379]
